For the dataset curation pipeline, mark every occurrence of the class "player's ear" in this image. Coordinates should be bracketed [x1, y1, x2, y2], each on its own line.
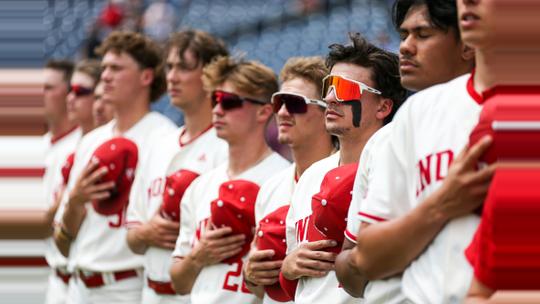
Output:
[256, 103, 274, 124]
[140, 68, 154, 87]
[375, 98, 393, 121]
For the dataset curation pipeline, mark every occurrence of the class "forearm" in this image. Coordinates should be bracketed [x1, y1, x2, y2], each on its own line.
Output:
[354, 191, 447, 280]
[335, 248, 368, 298]
[170, 254, 204, 295]
[42, 204, 60, 238]
[61, 200, 86, 237]
[126, 226, 149, 255]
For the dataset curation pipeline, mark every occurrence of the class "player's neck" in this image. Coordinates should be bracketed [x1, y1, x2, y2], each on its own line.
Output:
[227, 135, 272, 178]
[476, 48, 540, 91]
[474, 50, 498, 94]
[292, 136, 334, 178]
[113, 99, 150, 134]
[338, 127, 377, 165]
[49, 116, 76, 139]
[182, 105, 213, 141]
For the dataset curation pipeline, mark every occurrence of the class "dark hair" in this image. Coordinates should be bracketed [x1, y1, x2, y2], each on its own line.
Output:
[167, 29, 229, 69]
[392, 0, 460, 39]
[95, 31, 165, 102]
[326, 33, 407, 124]
[74, 59, 102, 88]
[45, 59, 74, 84]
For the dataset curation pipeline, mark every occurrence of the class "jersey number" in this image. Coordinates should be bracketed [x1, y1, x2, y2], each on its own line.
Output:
[108, 208, 126, 228]
[222, 261, 251, 293]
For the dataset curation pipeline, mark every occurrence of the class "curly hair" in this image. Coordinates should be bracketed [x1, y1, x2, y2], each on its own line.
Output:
[96, 31, 165, 102]
[202, 56, 278, 102]
[279, 56, 329, 96]
[326, 33, 407, 124]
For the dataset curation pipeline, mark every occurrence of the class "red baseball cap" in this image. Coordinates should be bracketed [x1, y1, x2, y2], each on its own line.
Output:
[160, 169, 200, 222]
[255, 205, 292, 302]
[61, 152, 75, 185]
[89, 137, 138, 216]
[310, 163, 358, 254]
[469, 86, 540, 164]
[210, 179, 260, 264]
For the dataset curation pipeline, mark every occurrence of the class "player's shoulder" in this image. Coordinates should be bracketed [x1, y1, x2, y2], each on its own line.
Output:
[302, 152, 340, 178]
[77, 121, 113, 149]
[258, 152, 291, 171]
[191, 162, 228, 188]
[259, 164, 295, 193]
[406, 74, 470, 108]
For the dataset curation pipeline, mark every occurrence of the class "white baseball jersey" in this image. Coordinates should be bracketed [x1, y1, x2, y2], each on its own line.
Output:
[43, 127, 81, 269]
[285, 152, 360, 304]
[357, 74, 484, 304]
[126, 126, 227, 288]
[56, 112, 176, 273]
[254, 164, 296, 304]
[173, 152, 290, 304]
[344, 125, 405, 304]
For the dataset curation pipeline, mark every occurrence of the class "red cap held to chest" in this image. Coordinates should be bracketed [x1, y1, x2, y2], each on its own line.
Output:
[310, 163, 358, 254]
[89, 137, 138, 216]
[160, 169, 200, 222]
[256, 204, 292, 302]
[61, 152, 75, 185]
[210, 179, 260, 264]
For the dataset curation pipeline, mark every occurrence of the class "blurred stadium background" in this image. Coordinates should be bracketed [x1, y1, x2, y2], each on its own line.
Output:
[1, 0, 399, 125]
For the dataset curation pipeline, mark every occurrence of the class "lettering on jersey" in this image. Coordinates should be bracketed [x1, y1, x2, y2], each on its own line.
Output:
[108, 207, 127, 228]
[147, 177, 165, 201]
[295, 215, 311, 243]
[416, 150, 454, 197]
[222, 260, 251, 294]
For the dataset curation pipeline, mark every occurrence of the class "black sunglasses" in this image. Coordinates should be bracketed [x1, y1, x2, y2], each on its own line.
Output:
[271, 92, 326, 114]
[211, 90, 267, 110]
[70, 85, 94, 97]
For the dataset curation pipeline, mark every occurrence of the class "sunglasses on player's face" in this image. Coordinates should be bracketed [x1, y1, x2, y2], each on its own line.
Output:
[271, 92, 326, 114]
[321, 75, 381, 102]
[70, 85, 94, 97]
[211, 90, 267, 110]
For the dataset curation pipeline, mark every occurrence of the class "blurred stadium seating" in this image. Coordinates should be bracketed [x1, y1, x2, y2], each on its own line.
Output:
[1, 0, 398, 72]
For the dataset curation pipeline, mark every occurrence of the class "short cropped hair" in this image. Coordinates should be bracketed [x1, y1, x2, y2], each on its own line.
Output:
[202, 56, 278, 102]
[326, 33, 407, 124]
[45, 59, 74, 84]
[167, 29, 229, 69]
[392, 0, 460, 39]
[279, 56, 329, 97]
[74, 59, 102, 87]
[96, 31, 165, 102]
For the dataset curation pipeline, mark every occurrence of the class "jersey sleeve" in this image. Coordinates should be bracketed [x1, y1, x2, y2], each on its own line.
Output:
[285, 190, 298, 254]
[345, 128, 378, 243]
[125, 160, 149, 228]
[358, 105, 415, 224]
[172, 177, 199, 258]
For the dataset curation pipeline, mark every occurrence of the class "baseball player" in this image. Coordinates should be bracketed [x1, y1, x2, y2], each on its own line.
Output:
[170, 56, 290, 304]
[340, 0, 502, 301]
[280, 33, 407, 304]
[92, 81, 114, 128]
[241, 56, 334, 303]
[42, 59, 80, 304]
[53, 32, 176, 304]
[335, 0, 475, 301]
[125, 30, 229, 304]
